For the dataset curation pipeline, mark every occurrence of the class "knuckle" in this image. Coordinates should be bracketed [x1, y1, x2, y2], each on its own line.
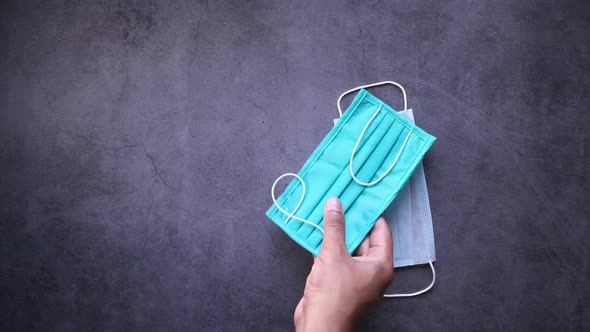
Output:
[308, 275, 319, 287]
[373, 262, 394, 283]
[383, 263, 394, 282]
[306, 268, 322, 287]
[325, 211, 344, 225]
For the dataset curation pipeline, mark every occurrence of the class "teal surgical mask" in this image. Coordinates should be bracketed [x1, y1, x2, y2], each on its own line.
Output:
[267, 82, 436, 266]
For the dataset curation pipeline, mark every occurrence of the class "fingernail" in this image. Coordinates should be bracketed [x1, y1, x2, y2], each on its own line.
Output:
[326, 198, 342, 212]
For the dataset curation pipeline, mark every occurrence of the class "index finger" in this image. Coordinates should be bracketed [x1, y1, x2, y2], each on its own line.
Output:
[367, 217, 393, 261]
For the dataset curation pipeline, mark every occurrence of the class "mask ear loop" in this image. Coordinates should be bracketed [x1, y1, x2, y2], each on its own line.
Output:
[337, 80, 408, 117]
[383, 260, 436, 298]
[349, 110, 413, 187]
[271, 173, 324, 234]
[340, 81, 412, 187]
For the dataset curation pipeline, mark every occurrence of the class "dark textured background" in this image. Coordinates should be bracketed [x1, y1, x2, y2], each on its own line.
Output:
[1, 0, 589, 331]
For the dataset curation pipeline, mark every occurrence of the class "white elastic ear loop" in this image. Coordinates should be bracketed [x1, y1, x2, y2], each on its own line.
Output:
[271, 173, 324, 234]
[383, 261, 436, 298]
[337, 80, 408, 118]
[349, 105, 413, 187]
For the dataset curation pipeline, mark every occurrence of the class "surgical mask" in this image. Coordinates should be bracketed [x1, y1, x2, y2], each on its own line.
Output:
[334, 83, 437, 297]
[381, 107, 437, 298]
[267, 82, 436, 274]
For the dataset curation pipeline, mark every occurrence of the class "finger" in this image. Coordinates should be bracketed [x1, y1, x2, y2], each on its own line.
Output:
[367, 217, 393, 261]
[319, 198, 347, 257]
[355, 236, 370, 256]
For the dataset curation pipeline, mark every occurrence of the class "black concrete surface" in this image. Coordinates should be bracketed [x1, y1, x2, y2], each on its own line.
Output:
[1, 0, 589, 331]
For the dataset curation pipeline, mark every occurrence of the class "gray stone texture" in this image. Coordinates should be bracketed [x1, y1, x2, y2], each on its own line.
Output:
[1, 0, 588, 331]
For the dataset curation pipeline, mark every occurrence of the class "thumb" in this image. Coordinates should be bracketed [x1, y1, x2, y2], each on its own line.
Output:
[320, 198, 347, 257]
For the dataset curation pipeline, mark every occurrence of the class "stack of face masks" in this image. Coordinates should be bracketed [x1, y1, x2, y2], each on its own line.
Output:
[267, 81, 437, 297]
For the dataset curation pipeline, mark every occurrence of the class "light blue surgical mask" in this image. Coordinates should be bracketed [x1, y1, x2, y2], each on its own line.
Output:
[381, 107, 437, 298]
[333, 83, 438, 297]
[267, 82, 436, 272]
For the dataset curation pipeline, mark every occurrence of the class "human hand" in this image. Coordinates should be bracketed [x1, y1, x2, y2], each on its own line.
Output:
[293, 198, 394, 332]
